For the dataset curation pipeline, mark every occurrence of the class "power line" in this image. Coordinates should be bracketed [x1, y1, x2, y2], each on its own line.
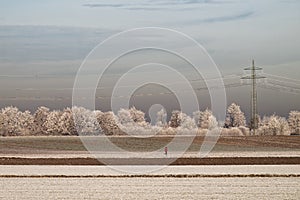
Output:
[258, 83, 300, 95]
[266, 78, 300, 89]
[263, 73, 300, 84]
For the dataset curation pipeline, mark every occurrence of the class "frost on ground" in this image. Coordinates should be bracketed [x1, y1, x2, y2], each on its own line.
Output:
[0, 177, 299, 200]
[1, 165, 299, 176]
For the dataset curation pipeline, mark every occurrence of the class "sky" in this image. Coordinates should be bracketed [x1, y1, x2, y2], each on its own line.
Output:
[0, 0, 299, 120]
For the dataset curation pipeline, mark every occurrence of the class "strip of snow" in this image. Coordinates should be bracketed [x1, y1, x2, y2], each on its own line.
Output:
[0, 165, 299, 176]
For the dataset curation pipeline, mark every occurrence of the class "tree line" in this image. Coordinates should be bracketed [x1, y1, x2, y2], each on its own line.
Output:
[0, 103, 299, 136]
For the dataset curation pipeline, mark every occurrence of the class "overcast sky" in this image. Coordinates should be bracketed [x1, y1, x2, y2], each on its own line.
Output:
[0, 0, 299, 118]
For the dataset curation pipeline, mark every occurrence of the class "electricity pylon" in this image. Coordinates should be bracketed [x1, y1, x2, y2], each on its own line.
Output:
[241, 60, 265, 135]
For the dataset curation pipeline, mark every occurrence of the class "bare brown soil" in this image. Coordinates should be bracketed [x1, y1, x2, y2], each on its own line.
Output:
[1, 174, 299, 178]
[0, 156, 299, 165]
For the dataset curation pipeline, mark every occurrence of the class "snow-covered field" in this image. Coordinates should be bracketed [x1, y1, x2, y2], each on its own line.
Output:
[0, 177, 299, 200]
[1, 165, 299, 199]
[0, 165, 300, 200]
[0, 165, 299, 176]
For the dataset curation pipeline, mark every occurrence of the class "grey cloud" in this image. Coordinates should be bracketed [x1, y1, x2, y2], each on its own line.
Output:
[82, 0, 234, 11]
[125, 7, 167, 11]
[153, 0, 233, 5]
[179, 11, 254, 26]
[201, 11, 254, 23]
[82, 3, 128, 8]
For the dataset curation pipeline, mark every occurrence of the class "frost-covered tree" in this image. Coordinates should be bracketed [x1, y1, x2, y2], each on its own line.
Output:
[59, 108, 77, 135]
[288, 111, 300, 135]
[0, 113, 4, 135]
[72, 107, 101, 135]
[168, 111, 198, 134]
[117, 108, 154, 135]
[33, 106, 50, 134]
[200, 109, 213, 129]
[44, 110, 63, 135]
[179, 112, 196, 130]
[156, 109, 167, 127]
[0, 106, 22, 135]
[84, 110, 102, 135]
[117, 108, 134, 125]
[44, 107, 101, 136]
[0, 106, 33, 136]
[117, 107, 146, 125]
[129, 107, 145, 123]
[161, 110, 197, 135]
[193, 109, 214, 129]
[193, 111, 202, 128]
[175, 112, 197, 135]
[258, 115, 290, 136]
[97, 111, 121, 135]
[169, 110, 181, 128]
[117, 107, 148, 126]
[208, 115, 218, 130]
[20, 110, 34, 135]
[225, 103, 246, 128]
